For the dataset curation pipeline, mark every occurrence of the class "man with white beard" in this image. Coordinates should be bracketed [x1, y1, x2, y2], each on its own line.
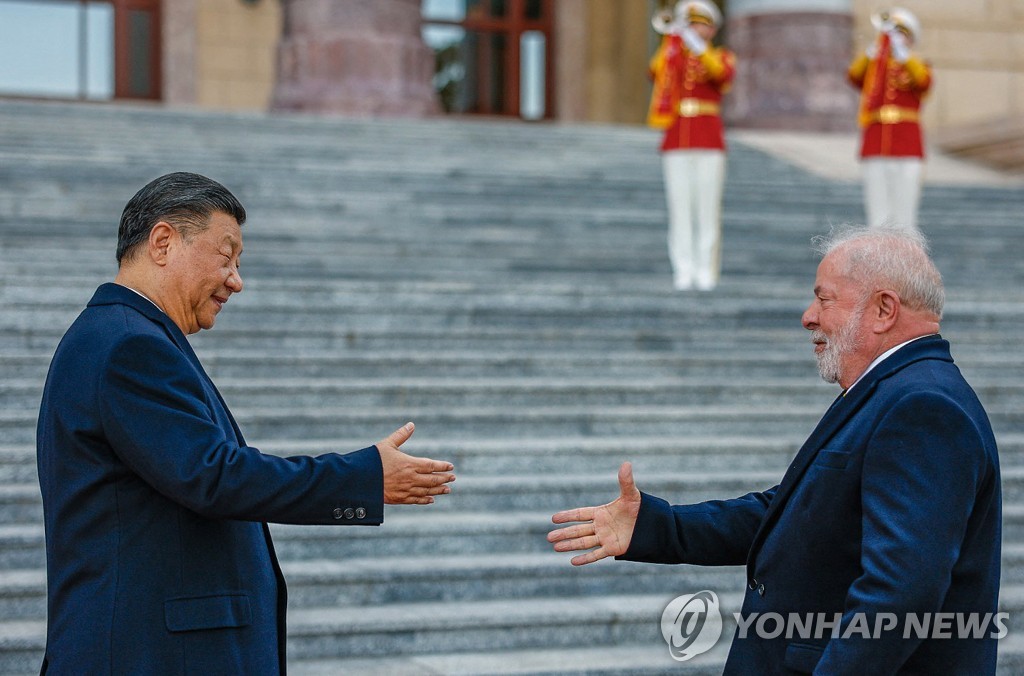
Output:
[549, 226, 1002, 674]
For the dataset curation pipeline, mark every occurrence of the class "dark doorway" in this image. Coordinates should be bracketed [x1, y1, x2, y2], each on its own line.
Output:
[422, 0, 554, 119]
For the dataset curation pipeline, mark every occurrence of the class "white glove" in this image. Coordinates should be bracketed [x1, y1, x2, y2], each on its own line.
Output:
[888, 30, 910, 63]
[681, 27, 707, 56]
[865, 41, 878, 59]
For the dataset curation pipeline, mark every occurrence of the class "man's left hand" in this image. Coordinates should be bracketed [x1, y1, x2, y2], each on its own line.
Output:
[376, 422, 456, 505]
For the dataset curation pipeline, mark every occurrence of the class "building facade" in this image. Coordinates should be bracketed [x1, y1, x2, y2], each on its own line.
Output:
[1, 0, 1022, 138]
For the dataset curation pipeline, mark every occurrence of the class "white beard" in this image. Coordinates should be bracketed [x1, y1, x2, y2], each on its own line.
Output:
[811, 305, 865, 384]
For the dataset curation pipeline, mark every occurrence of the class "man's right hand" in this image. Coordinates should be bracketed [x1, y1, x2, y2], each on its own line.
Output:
[376, 422, 455, 505]
[547, 462, 642, 566]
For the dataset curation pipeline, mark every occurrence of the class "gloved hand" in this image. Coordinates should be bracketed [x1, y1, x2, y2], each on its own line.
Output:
[888, 30, 910, 63]
[681, 26, 707, 56]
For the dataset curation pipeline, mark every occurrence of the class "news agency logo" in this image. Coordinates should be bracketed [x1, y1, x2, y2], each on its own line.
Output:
[659, 589, 1010, 661]
[660, 590, 723, 661]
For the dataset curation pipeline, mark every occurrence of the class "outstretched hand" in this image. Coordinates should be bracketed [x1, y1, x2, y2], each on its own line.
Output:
[376, 422, 455, 505]
[547, 461, 642, 566]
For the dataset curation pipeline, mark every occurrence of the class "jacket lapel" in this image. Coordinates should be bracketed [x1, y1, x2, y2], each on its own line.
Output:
[745, 334, 952, 569]
[87, 283, 248, 444]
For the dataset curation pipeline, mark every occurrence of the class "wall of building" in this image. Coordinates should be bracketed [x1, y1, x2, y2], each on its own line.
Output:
[580, 0, 654, 124]
[165, 0, 1024, 134]
[578, 0, 1024, 133]
[851, 0, 1024, 132]
[165, 0, 281, 110]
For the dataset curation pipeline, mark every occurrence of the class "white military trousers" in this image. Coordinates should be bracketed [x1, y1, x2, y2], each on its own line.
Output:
[862, 157, 923, 231]
[662, 149, 725, 290]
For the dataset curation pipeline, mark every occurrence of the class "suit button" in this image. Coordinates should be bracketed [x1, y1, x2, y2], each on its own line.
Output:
[748, 578, 758, 590]
[332, 508, 344, 520]
[355, 507, 366, 519]
[343, 508, 355, 520]
[758, 584, 766, 597]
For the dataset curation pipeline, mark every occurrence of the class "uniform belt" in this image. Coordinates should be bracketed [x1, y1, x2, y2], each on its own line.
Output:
[678, 98, 720, 118]
[868, 105, 919, 125]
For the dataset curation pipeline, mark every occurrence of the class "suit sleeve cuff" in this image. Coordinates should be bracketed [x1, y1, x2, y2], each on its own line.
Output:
[329, 445, 384, 526]
[616, 492, 673, 562]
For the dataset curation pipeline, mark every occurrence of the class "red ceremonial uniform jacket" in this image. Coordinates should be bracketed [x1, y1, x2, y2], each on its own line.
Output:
[647, 34, 735, 152]
[848, 34, 932, 159]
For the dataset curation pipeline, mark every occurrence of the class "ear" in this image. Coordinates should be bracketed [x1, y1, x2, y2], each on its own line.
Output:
[148, 222, 177, 267]
[873, 289, 900, 334]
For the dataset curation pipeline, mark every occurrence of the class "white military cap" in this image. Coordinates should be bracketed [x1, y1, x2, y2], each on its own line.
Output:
[887, 7, 921, 40]
[675, 0, 722, 28]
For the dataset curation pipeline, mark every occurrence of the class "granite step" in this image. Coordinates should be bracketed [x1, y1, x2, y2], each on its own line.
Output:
[0, 376, 844, 411]
[1, 98, 1020, 674]
[7, 405, 1024, 445]
[6, 433, 1024, 481]
[5, 466, 1024, 524]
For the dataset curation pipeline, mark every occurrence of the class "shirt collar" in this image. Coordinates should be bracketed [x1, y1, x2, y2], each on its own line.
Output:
[845, 333, 937, 395]
[118, 283, 166, 315]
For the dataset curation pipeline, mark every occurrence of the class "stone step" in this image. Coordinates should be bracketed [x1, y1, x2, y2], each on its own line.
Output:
[2, 97, 1021, 673]
[3, 618, 1023, 676]
[0, 470, 782, 524]
[0, 556, 746, 623]
[9, 404, 1024, 445]
[12, 483, 1024, 561]
[11, 377, 1024, 415]
[6, 466, 1024, 525]
[259, 585, 1024, 661]
[0, 511, 555, 570]
[0, 350, 828, 381]
[0, 590, 736, 674]
[287, 634, 1024, 676]
[8, 504, 1024, 575]
[6, 348, 1023, 384]
[5, 282, 1021, 317]
[2, 221, 1016, 273]
[4, 273, 1021, 304]
[0, 376, 842, 411]
[290, 643, 732, 676]
[8, 432, 1024, 481]
[8, 371, 1023, 404]
[10, 545, 1024, 624]
[2, 323, 1020, 357]
[4, 307, 1023, 341]
[0, 221, 1018, 256]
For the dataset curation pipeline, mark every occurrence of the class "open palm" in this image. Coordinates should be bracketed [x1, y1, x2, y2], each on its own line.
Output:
[547, 462, 642, 566]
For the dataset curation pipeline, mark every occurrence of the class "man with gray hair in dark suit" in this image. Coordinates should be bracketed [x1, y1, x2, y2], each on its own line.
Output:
[549, 226, 1001, 674]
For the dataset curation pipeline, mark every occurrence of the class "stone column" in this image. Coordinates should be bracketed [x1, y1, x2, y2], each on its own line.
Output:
[162, 0, 198, 105]
[272, 0, 440, 116]
[725, 0, 857, 131]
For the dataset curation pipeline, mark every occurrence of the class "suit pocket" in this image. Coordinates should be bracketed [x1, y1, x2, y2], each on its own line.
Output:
[784, 642, 824, 673]
[165, 594, 252, 632]
[812, 449, 852, 470]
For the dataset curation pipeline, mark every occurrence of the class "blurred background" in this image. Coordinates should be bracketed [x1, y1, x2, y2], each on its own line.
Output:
[0, 0, 1021, 160]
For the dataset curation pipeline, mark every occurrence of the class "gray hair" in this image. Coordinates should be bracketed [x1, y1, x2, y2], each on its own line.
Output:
[117, 172, 246, 265]
[811, 225, 944, 319]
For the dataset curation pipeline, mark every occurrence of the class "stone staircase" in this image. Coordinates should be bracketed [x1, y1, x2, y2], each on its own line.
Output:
[1, 99, 1023, 674]
[935, 116, 1024, 173]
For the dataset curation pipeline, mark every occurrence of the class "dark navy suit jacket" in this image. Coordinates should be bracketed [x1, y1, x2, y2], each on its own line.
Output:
[37, 284, 384, 675]
[622, 335, 1002, 674]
